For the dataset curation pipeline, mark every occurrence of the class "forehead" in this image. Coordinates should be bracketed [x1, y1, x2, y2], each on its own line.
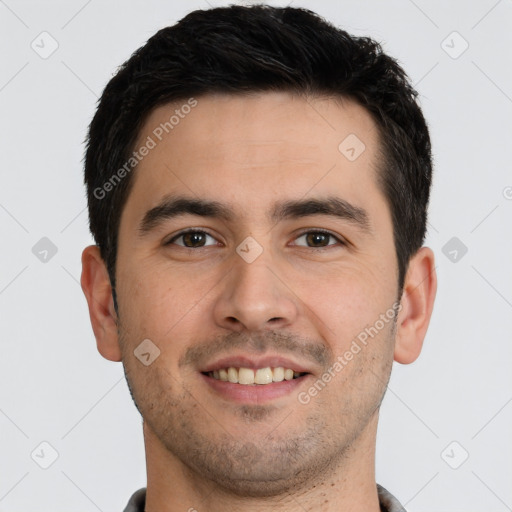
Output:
[138, 91, 377, 161]
[122, 91, 385, 230]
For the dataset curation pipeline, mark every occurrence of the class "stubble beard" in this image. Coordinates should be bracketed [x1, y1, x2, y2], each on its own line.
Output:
[118, 319, 396, 498]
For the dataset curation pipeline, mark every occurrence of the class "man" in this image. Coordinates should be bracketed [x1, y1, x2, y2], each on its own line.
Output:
[81, 4, 437, 511]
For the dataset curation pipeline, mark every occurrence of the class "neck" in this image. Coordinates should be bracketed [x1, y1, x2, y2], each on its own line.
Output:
[143, 411, 382, 512]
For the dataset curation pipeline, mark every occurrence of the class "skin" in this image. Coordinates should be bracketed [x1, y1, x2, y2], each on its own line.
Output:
[81, 92, 437, 511]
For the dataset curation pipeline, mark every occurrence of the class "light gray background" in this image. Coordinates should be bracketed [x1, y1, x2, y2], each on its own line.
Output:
[1, 0, 511, 510]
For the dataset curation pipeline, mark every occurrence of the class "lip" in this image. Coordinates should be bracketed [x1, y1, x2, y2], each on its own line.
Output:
[200, 372, 311, 404]
[199, 354, 313, 374]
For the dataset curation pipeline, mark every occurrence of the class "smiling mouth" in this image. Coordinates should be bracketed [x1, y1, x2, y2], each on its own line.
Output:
[203, 367, 308, 385]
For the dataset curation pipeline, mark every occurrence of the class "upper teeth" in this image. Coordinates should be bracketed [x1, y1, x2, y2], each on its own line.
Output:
[209, 367, 302, 385]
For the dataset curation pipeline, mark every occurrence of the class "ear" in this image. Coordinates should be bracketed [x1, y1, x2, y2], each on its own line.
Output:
[394, 246, 437, 364]
[80, 245, 122, 362]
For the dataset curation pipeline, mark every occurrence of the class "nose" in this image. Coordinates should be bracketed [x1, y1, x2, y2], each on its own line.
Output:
[213, 249, 299, 333]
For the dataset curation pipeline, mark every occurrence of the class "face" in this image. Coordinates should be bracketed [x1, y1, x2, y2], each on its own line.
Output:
[114, 92, 400, 495]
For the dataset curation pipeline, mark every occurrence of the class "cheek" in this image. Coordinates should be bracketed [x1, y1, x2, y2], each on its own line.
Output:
[116, 265, 218, 366]
[117, 264, 190, 325]
[298, 265, 393, 344]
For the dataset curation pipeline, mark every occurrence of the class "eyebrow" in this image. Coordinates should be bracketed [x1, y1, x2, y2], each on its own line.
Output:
[138, 195, 372, 236]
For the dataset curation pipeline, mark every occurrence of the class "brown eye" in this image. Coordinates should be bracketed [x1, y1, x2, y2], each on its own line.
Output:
[167, 230, 217, 248]
[306, 232, 330, 247]
[294, 230, 344, 249]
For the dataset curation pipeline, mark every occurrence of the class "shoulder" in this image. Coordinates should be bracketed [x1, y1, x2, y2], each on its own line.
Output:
[377, 483, 407, 512]
[122, 487, 146, 512]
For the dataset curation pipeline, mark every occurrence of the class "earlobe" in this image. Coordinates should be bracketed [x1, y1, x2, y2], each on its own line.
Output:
[80, 245, 122, 362]
[394, 246, 437, 364]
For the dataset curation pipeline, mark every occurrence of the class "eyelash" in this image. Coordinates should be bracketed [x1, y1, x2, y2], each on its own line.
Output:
[165, 228, 346, 251]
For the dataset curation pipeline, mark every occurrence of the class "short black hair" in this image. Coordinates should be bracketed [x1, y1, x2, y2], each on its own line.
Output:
[84, 4, 433, 311]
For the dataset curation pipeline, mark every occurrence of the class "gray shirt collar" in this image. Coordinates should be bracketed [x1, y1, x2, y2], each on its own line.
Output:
[123, 484, 407, 511]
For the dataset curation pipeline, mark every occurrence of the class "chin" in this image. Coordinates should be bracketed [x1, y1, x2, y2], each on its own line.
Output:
[181, 437, 340, 498]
